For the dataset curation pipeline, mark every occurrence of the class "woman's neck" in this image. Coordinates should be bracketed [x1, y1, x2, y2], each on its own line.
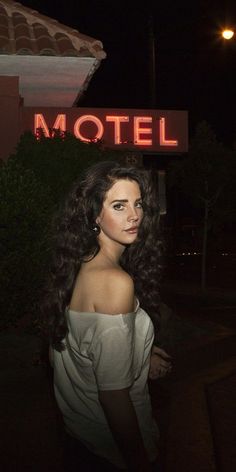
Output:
[98, 243, 125, 266]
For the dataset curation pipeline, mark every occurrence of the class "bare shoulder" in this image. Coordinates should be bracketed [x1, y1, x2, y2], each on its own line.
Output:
[104, 267, 133, 288]
[70, 264, 135, 315]
[94, 267, 135, 315]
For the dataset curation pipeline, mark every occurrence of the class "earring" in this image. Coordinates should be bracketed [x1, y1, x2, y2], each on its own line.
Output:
[91, 223, 100, 235]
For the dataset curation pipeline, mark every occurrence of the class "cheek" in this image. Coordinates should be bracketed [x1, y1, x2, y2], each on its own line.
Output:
[109, 213, 123, 227]
[100, 212, 124, 232]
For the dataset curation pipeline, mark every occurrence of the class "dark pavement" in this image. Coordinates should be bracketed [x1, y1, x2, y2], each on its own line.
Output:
[153, 281, 236, 472]
[1, 280, 236, 471]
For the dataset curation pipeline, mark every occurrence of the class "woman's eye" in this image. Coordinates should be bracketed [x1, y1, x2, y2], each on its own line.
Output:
[136, 202, 143, 208]
[113, 203, 124, 210]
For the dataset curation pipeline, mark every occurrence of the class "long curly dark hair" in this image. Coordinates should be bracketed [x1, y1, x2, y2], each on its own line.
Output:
[42, 160, 163, 351]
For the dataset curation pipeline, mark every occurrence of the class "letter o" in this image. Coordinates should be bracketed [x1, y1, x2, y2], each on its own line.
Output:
[74, 115, 104, 142]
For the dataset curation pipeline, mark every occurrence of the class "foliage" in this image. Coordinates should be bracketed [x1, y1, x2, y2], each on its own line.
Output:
[168, 121, 231, 216]
[167, 121, 235, 289]
[0, 157, 53, 328]
[13, 131, 126, 205]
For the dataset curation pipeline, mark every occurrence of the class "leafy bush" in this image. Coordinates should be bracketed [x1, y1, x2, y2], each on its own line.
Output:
[14, 131, 123, 205]
[0, 157, 53, 328]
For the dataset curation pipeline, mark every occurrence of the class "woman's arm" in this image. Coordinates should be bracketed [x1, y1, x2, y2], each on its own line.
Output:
[98, 388, 152, 471]
[149, 345, 172, 380]
[94, 270, 152, 470]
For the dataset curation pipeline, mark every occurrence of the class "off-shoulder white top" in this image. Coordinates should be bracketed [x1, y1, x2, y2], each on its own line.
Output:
[52, 300, 159, 469]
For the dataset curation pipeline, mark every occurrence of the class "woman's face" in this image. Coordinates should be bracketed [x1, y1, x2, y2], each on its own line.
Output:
[96, 179, 143, 247]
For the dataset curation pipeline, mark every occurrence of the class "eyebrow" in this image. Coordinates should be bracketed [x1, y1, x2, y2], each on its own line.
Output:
[110, 198, 142, 204]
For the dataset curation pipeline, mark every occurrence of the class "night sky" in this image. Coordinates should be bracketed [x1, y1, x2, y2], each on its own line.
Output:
[20, 0, 236, 144]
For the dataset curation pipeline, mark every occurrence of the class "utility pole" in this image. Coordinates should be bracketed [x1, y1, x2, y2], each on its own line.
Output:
[148, 14, 156, 108]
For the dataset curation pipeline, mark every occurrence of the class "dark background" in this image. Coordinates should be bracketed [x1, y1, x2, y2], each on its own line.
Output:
[20, 0, 236, 145]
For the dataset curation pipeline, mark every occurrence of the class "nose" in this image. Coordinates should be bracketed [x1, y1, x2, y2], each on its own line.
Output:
[127, 206, 139, 222]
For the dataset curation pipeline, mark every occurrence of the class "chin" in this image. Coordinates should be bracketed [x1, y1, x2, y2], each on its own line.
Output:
[123, 234, 138, 243]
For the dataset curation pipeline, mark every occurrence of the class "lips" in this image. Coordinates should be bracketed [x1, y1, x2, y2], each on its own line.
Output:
[125, 226, 138, 233]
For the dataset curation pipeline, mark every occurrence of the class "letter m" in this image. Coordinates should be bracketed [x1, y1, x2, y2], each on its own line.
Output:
[34, 114, 66, 138]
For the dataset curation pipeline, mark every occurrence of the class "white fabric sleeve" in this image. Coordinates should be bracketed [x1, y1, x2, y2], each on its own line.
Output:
[91, 325, 135, 390]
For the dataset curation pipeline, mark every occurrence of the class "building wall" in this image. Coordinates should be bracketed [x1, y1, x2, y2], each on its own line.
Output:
[0, 76, 21, 160]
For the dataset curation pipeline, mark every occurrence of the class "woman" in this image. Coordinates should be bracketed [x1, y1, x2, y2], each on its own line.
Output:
[43, 160, 167, 471]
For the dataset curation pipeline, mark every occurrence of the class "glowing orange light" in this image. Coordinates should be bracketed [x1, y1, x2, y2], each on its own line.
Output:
[134, 116, 152, 145]
[159, 117, 178, 146]
[34, 113, 66, 137]
[106, 116, 129, 144]
[222, 29, 234, 40]
[74, 115, 104, 142]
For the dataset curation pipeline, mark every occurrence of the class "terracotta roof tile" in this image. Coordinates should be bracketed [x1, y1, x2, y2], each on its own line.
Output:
[0, 24, 8, 35]
[54, 32, 78, 56]
[12, 12, 27, 26]
[14, 23, 31, 38]
[0, 5, 7, 15]
[0, 15, 8, 27]
[0, 0, 106, 59]
[15, 36, 34, 54]
[0, 37, 9, 53]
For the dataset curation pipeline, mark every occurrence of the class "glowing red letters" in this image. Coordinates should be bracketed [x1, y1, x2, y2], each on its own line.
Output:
[34, 112, 179, 148]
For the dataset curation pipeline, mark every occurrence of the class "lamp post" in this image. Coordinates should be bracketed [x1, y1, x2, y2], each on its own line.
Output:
[148, 14, 156, 108]
[222, 29, 234, 40]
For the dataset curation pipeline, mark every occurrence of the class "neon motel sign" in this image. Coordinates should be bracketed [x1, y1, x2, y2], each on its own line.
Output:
[22, 108, 188, 152]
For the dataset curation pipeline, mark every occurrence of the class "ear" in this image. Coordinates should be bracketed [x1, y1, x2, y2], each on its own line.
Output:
[95, 216, 101, 224]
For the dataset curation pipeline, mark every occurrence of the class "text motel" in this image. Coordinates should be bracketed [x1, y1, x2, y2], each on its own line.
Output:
[34, 113, 179, 148]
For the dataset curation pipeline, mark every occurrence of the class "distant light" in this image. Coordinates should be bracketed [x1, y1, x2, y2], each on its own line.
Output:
[222, 29, 234, 40]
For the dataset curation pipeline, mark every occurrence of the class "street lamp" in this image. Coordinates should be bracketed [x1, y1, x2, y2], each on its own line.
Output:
[221, 29, 234, 40]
